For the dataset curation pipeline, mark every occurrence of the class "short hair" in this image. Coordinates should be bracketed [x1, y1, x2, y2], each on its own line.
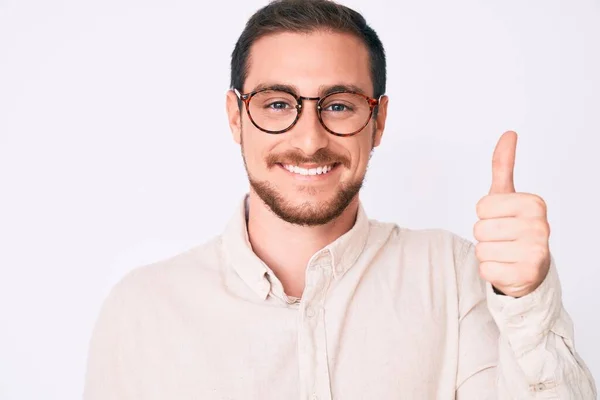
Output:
[230, 0, 386, 99]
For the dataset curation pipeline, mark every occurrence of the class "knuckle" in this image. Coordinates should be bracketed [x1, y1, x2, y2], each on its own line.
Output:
[538, 220, 550, 238]
[475, 242, 484, 259]
[529, 243, 548, 261]
[478, 261, 492, 281]
[530, 194, 547, 214]
[529, 219, 549, 237]
[525, 266, 541, 286]
[473, 220, 485, 240]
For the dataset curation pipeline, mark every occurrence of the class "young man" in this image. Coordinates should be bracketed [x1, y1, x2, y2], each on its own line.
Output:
[84, 0, 596, 398]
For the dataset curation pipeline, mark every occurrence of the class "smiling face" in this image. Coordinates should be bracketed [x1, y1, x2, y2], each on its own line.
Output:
[226, 30, 388, 226]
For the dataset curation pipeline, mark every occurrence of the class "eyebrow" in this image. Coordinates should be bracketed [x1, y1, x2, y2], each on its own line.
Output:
[249, 82, 370, 97]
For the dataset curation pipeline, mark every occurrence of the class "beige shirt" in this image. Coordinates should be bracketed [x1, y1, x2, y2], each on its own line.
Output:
[83, 197, 597, 399]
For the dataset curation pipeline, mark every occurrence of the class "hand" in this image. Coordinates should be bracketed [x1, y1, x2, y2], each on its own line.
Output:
[473, 131, 551, 298]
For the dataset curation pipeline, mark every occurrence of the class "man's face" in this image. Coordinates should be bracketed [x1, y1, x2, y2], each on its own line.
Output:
[226, 30, 388, 226]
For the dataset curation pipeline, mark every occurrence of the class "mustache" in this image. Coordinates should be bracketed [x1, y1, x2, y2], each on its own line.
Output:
[266, 148, 351, 169]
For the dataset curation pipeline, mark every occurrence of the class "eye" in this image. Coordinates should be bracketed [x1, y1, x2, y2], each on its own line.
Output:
[323, 103, 353, 112]
[267, 101, 293, 110]
[323, 103, 354, 112]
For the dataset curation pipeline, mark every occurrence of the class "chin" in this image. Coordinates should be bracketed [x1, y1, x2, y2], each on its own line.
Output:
[249, 177, 363, 226]
[292, 186, 337, 200]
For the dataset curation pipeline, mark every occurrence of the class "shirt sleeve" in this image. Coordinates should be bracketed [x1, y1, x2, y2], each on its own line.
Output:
[454, 239, 597, 399]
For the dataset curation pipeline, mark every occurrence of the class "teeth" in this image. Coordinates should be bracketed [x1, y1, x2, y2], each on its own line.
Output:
[284, 164, 334, 176]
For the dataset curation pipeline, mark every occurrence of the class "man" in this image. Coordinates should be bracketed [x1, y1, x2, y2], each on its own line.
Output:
[83, 0, 597, 398]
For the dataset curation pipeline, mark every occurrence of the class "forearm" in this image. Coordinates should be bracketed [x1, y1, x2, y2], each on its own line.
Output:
[487, 261, 597, 399]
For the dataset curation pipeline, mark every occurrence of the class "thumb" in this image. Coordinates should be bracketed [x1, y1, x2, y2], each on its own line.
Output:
[490, 131, 517, 194]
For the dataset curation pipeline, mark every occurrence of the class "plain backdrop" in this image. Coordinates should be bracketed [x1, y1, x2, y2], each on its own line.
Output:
[1, 0, 599, 398]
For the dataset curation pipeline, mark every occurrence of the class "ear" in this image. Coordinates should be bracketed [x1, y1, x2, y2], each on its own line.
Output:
[226, 90, 242, 144]
[372, 95, 389, 148]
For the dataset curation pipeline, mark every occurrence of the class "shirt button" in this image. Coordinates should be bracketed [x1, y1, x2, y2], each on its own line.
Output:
[306, 306, 316, 318]
[311, 394, 318, 400]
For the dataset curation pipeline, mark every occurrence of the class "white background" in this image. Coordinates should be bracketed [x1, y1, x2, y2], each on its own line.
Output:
[1, 0, 599, 398]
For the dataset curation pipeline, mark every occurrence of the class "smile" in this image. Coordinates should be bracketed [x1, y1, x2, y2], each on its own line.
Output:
[281, 163, 337, 176]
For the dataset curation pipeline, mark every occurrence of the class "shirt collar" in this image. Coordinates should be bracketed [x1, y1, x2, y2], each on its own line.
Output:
[221, 195, 371, 299]
[221, 195, 271, 300]
[326, 201, 370, 279]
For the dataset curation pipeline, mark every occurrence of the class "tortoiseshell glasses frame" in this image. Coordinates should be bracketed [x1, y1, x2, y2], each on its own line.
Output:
[233, 87, 382, 137]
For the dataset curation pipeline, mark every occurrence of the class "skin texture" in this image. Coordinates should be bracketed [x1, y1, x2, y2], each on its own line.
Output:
[474, 131, 551, 298]
[226, 31, 388, 297]
[226, 31, 550, 299]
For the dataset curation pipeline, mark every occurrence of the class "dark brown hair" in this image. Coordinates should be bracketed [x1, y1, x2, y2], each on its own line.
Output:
[230, 0, 386, 99]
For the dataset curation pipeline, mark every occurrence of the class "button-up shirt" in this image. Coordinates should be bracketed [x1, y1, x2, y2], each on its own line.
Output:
[83, 197, 597, 399]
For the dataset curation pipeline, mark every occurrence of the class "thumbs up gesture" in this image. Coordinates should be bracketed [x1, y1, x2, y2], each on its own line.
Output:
[473, 131, 551, 298]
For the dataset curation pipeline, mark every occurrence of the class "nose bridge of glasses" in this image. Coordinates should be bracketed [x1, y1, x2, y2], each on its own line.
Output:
[290, 96, 332, 140]
[296, 95, 322, 111]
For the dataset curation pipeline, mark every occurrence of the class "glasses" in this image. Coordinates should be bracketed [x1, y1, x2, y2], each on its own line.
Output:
[233, 87, 382, 137]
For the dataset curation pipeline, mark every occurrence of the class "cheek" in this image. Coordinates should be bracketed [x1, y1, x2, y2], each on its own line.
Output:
[241, 128, 278, 167]
[348, 136, 373, 172]
[243, 140, 263, 167]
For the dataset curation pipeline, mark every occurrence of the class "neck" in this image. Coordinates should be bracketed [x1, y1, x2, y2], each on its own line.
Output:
[246, 190, 359, 298]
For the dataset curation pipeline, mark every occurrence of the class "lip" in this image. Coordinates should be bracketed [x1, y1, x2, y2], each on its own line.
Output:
[277, 163, 341, 181]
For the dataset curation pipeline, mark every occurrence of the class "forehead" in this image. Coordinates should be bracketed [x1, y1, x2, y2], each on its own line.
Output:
[244, 30, 373, 96]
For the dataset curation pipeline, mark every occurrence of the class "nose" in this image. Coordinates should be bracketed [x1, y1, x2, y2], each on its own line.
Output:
[287, 100, 330, 156]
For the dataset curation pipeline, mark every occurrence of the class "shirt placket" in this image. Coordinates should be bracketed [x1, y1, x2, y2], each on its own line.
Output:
[298, 251, 334, 400]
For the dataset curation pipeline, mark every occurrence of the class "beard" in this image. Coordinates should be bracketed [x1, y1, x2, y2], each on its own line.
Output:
[248, 172, 364, 227]
[240, 128, 372, 227]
